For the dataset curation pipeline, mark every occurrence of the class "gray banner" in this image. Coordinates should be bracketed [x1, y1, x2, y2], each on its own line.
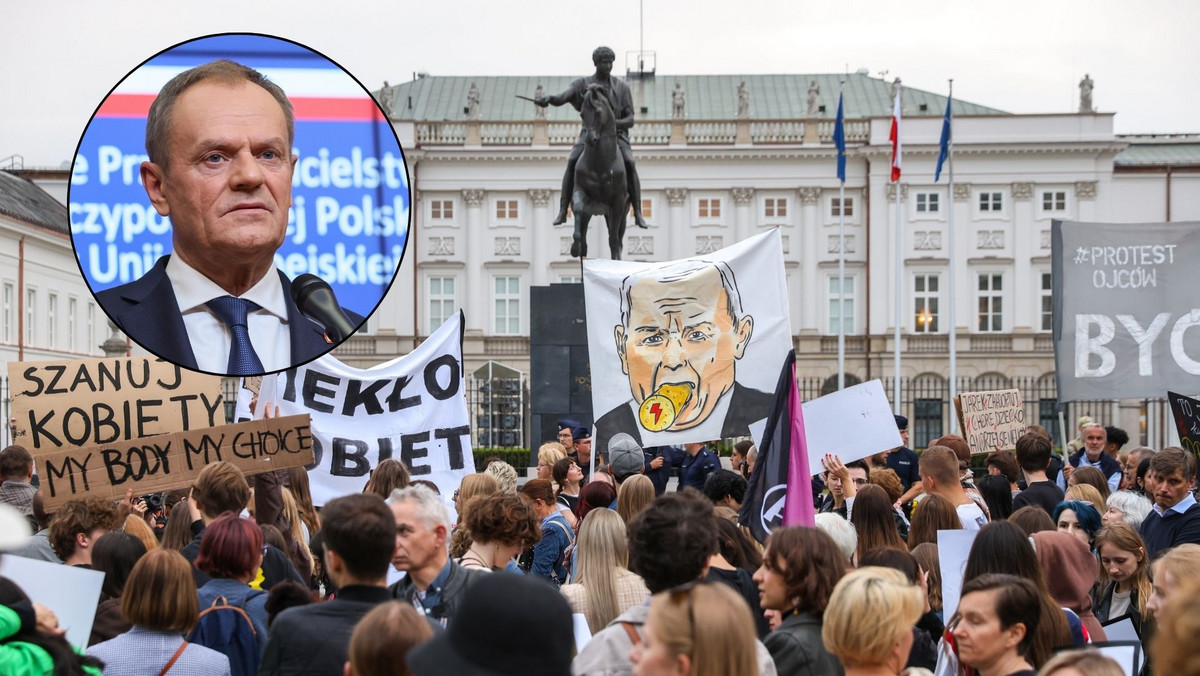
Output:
[1053, 220, 1200, 401]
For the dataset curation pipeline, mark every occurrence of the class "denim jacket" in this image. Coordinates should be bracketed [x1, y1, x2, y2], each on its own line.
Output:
[531, 512, 574, 585]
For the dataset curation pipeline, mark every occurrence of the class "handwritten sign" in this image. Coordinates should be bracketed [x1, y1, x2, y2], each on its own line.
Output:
[1168, 391, 1200, 457]
[954, 389, 1027, 454]
[36, 414, 314, 510]
[8, 357, 224, 451]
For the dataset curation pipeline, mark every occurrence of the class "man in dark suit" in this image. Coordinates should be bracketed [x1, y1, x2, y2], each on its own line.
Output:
[595, 259, 772, 454]
[94, 59, 359, 375]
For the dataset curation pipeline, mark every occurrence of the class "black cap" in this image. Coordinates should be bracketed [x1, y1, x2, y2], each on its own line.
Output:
[557, 418, 581, 432]
[406, 572, 574, 676]
[572, 426, 592, 441]
[894, 414, 908, 431]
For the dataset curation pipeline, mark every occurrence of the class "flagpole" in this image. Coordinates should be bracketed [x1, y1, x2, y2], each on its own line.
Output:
[837, 81, 846, 391]
[947, 79, 958, 433]
[892, 84, 903, 414]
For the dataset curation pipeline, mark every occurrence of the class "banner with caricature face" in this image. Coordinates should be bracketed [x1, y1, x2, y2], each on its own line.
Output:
[583, 230, 792, 455]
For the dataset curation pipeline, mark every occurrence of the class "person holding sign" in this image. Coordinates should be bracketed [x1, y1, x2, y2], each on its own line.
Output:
[1058, 425, 1121, 494]
[94, 60, 363, 376]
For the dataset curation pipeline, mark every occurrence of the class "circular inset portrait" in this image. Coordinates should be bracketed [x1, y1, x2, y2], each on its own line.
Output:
[69, 33, 410, 377]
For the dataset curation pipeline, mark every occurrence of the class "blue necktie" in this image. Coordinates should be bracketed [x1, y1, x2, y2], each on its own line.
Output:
[206, 296, 266, 375]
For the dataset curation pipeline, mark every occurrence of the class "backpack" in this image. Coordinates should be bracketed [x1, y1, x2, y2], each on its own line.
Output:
[186, 591, 265, 676]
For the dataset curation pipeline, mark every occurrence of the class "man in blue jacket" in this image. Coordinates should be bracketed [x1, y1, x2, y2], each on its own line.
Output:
[1139, 447, 1200, 557]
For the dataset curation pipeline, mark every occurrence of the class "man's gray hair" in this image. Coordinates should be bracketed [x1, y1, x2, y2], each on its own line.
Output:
[1105, 490, 1153, 529]
[388, 484, 451, 531]
[618, 259, 743, 329]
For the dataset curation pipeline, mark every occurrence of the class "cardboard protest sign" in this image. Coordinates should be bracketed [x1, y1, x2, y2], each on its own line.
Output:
[37, 414, 314, 510]
[0, 556, 104, 649]
[257, 311, 474, 505]
[800, 379, 902, 474]
[953, 389, 1027, 453]
[1052, 220, 1200, 401]
[1168, 391, 1200, 457]
[583, 229, 792, 455]
[7, 356, 224, 452]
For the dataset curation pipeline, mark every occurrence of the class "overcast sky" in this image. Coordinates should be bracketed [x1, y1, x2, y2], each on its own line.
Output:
[4, 0, 1195, 168]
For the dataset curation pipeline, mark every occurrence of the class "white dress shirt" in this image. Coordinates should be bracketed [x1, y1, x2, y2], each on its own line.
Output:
[165, 255, 292, 373]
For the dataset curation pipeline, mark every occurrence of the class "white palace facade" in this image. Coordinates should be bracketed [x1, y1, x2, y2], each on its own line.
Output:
[345, 71, 1199, 448]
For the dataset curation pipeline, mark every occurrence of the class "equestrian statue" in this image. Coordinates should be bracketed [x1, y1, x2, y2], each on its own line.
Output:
[533, 46, 647, 260]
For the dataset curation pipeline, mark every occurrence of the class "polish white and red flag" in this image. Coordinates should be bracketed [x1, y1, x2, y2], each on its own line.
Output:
[890, 88, 902, 182]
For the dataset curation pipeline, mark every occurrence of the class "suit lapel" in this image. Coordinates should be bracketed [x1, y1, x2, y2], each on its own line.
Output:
[110, 257, 198, 370]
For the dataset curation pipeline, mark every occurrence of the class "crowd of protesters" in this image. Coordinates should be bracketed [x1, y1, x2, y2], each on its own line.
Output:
[1, 410, 1199, 676]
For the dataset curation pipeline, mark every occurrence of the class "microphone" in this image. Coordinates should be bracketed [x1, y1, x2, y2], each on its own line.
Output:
[291, 274, 356, 342]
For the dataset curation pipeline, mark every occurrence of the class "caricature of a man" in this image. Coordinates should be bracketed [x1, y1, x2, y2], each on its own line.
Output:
[594, 260, 773, 455]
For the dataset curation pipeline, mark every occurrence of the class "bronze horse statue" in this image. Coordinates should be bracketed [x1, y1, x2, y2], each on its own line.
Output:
[570, 84, 629, 260]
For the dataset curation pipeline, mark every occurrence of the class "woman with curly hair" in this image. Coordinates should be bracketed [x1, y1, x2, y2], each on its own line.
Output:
[456, 494, 541, 572]
[448, 473, 500, 559]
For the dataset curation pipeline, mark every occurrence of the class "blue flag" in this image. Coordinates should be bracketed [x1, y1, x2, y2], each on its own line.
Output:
[935, 96, 951, 182]
[833, 93, 846, 182]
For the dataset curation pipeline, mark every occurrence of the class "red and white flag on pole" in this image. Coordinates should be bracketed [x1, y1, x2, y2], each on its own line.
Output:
[890, 88, 902, 182]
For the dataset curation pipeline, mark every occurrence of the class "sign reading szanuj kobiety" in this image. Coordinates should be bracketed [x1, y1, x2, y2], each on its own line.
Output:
[256, 311, 473, 505]
[37, 414, 314, 510]
[953, 389, 1027, 454]
[7, 357, 224, 452]
[1052, 220, 1200, 401]
[583, 229, 792, 454]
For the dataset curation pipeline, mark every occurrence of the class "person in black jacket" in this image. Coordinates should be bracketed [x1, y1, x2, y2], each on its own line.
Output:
[753, 526, 847, 675]
[259, 494, 396, 675]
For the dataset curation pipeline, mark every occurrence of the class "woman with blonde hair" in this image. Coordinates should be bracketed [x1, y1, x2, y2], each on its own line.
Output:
[1039, 649, 1124, 676]
[285, 466, 321, 538]
[1092, 523, 1151, 632]
[1146, 543, 1200, 618]
[617, 474, 655, 526]
[537, 442, 568, 482]
[561, 508, 648, 633]
[629, 582, 758, 676]
[1063, 483, 1106, 520]
[823, 566, 924, 676]
[279, 488, 315, 585]
[449, 473, 500, 559]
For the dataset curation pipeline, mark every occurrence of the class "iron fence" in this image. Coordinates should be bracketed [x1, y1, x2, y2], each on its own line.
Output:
[0, 373, 1173, 455]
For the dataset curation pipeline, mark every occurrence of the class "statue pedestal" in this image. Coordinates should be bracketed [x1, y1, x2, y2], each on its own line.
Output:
[533, 118, 549, 147]
[735, 118, 750, 145]
[466, 120, 482, 146]
[670, 119, 685, 145]
[803, 117, 820, 145]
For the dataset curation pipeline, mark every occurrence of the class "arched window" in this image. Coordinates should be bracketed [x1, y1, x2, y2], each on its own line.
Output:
[820, 373, 862, 397]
